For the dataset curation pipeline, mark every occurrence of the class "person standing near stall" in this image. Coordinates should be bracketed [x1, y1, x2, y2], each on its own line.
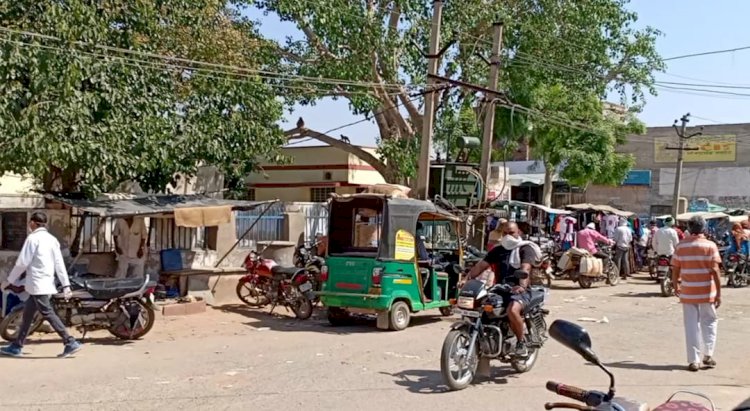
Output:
[113, 217, 148, 279]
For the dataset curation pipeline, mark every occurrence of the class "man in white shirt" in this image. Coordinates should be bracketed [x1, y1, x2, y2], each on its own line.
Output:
[1, 212, 82, 358]
[113, 217, 148, 279]
[653, 216, 681, 257]
[613, 219, 633, 278]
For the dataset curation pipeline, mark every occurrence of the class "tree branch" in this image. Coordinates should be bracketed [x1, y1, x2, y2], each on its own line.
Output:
[285, 127, 396, 182]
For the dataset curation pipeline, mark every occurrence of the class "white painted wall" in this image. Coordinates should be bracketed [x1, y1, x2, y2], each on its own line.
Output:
[659, 167, 750, 197]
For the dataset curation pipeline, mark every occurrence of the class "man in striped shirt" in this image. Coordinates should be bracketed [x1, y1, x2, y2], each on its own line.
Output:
[671, 216, 722, 372]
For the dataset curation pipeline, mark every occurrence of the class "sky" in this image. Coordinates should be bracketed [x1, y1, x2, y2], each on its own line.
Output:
[247, 1, 750, 147]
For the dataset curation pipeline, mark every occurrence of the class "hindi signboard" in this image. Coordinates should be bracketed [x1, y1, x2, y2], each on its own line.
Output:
[654, 135, 736, 163]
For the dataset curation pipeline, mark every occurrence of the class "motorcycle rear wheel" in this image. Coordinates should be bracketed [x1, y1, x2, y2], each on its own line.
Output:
[108, 301, 156, 340]
[660, 277, 674, 297]
[440, 329, 478, 391]
[0, 309, 43, 342]
[292, 292, 313, 320]
[605, 262, 620, 286]
[512, 348, 539, 373]
[730, 272, 746, 288]
[578, 276, 593, 289]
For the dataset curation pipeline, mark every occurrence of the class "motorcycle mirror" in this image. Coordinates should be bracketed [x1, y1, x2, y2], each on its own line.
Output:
[549, 319, 600, 365]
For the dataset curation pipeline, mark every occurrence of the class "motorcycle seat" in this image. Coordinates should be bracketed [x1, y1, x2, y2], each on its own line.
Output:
[272, 266, 301, 278]
[83, 278, 145, 299]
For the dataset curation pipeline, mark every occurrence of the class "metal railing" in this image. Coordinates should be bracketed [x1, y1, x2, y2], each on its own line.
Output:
[235, 204, 285, 247]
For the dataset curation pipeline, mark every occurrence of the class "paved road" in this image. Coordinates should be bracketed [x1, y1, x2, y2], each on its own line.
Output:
[1, 274, 749, 411]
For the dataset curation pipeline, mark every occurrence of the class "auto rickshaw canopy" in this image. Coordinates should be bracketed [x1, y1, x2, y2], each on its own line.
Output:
[327, 194, 460, 260]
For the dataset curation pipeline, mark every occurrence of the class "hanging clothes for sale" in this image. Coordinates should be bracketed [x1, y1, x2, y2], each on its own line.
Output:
[601, 214, 619, 238]
[559, 216, 577, 250]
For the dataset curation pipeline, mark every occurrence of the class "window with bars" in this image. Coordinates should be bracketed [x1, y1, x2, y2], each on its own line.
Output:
[71, 215, 201, 253]
[247, 188, 256, 201]
[310, 187, 335, 202]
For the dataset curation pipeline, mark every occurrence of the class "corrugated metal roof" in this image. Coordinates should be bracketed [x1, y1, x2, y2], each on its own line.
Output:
[47, 194, 277, 217]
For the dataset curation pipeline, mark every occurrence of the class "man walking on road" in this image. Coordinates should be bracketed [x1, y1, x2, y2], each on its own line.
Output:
[671, 215, 721, 372]
[0, 212, 82, 358]
[613, 219, 632, 279]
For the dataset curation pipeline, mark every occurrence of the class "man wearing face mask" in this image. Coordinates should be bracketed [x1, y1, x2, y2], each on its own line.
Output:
[0, 212, 82, 358]
[465, 222, 542, 356]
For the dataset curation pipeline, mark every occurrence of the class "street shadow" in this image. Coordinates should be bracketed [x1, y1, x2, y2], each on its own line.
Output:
[384, 367, 514, 394]
[213, 304, 443, 335]
[612, 291, 662, 298]
[22, 336, 134, 347]
[588, 361, 685, 372]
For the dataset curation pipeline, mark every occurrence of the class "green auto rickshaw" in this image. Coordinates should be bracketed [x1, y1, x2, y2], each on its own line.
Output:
[318, 193, 463, 331]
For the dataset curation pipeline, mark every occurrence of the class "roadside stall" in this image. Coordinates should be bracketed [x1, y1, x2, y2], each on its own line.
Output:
[488, 200, 572, 251]
[49, 194, 279, 308]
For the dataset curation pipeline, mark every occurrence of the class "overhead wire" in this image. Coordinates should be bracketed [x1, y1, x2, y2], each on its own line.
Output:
[663, 45, 750, 62]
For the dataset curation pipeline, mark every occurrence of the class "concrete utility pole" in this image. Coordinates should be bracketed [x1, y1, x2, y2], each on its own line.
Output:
[479, 21, 504, 198]
[667, 113, 702, 218]
[415, 0, 444, 200]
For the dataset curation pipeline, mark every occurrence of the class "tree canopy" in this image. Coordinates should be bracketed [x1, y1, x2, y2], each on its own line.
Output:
[252, 0, 663, 189]
[0, 0, 286, 197]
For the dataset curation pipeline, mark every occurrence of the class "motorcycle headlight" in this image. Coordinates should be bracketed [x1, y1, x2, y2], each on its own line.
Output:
[457, 297, 475, 309]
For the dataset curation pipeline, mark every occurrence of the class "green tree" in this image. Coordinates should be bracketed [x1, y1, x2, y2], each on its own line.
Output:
[251, 0, 663, 185]
[0, 0, 285, 197]
[516, 84, 643, 207]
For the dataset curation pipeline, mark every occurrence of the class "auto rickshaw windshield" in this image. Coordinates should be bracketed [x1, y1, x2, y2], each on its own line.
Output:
[418, 219, 458, 250]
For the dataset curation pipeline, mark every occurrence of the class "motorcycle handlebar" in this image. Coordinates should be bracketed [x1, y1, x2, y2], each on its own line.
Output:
[546, 381, 589, 403]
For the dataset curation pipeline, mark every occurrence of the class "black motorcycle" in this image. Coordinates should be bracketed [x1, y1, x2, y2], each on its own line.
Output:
[440, 277, 549, 391]
[1, 274, 156, 342]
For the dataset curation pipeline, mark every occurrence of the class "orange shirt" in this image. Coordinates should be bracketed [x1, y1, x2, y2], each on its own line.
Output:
[672, 235, 721, 304]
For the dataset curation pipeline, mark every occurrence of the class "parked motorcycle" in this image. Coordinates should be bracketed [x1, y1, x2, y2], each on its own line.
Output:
[545, 319, 714, 411]
[0, 275, 156, 342]
[552, 245, 619, 289]
[655, 255, 675, 297]
[725, 252, 749, 288]
[440, 277, 549, 391]
[235, 250, 314, 319]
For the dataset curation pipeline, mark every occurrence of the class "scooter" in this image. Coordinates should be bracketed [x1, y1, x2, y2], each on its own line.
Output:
[545, 319, 715, 411]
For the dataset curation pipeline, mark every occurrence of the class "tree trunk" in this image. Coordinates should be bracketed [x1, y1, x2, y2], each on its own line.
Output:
[542, 163, 554, 207]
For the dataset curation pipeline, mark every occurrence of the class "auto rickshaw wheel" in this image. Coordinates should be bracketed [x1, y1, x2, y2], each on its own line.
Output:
[578, 276, 593, 289]
[327, 307, 351, 327]
[388, 301, 411, 331]
[439, 306, 454, 317]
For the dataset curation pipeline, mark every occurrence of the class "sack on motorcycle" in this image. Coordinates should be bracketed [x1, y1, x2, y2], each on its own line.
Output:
[557, 247, 589, 270]
[579, 256, 603, 277]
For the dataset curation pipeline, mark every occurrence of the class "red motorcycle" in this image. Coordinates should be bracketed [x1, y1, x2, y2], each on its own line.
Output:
[235, 251, 314, 320]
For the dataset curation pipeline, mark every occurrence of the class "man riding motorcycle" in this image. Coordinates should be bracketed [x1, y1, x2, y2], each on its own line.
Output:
[576, 222, 614, 260]
[464, 222, 541, 357]
[653, 216, 680, 261]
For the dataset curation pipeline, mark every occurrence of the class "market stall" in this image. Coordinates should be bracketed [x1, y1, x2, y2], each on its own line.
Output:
[48, 194, 279, 305]
[487, 200, 572, 251]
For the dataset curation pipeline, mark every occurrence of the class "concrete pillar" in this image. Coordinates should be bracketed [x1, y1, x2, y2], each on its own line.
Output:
[283, 203, 306, 244]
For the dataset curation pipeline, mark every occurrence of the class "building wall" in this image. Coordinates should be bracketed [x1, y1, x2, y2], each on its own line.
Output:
[585, 185, 652, 216]
[620, 122, 750, 209]
[248, 145, 386, 202]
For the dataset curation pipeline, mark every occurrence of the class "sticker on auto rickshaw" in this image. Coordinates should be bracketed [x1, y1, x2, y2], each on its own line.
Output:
[394, 229, 415, 260]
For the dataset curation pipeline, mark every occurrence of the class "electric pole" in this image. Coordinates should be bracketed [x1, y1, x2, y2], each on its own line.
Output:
[415, 0, 444, 200]
[667, 113, 702, 218]
[479, 21, 504, 199]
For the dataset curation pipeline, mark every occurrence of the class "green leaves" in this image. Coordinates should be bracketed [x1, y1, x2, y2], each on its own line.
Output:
[0, 0, 285, 197]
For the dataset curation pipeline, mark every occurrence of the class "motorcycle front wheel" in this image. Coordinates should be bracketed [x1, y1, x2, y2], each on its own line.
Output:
[440, 329, 478, 391]
[108, 300, 156, 340]
[236, 277, 271, 307]
[0, 309, 43, 342]
[512, 348, 539, 373]
[730, 272, 746, 288]
[605, 262, 620, 286]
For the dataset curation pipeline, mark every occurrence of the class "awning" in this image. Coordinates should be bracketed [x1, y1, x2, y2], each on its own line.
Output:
[673, 211, 729, 222]
[47, 194, 278, 218]
[566, 203, 634, 217]
[509, 173, 546, 186]
[490, 200, 572, 215]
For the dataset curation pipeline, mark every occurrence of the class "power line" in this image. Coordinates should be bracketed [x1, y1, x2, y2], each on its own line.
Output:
[0, 26, 417, 92]
[655, 80, 750, 90]
[663, 45, 750, 62]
